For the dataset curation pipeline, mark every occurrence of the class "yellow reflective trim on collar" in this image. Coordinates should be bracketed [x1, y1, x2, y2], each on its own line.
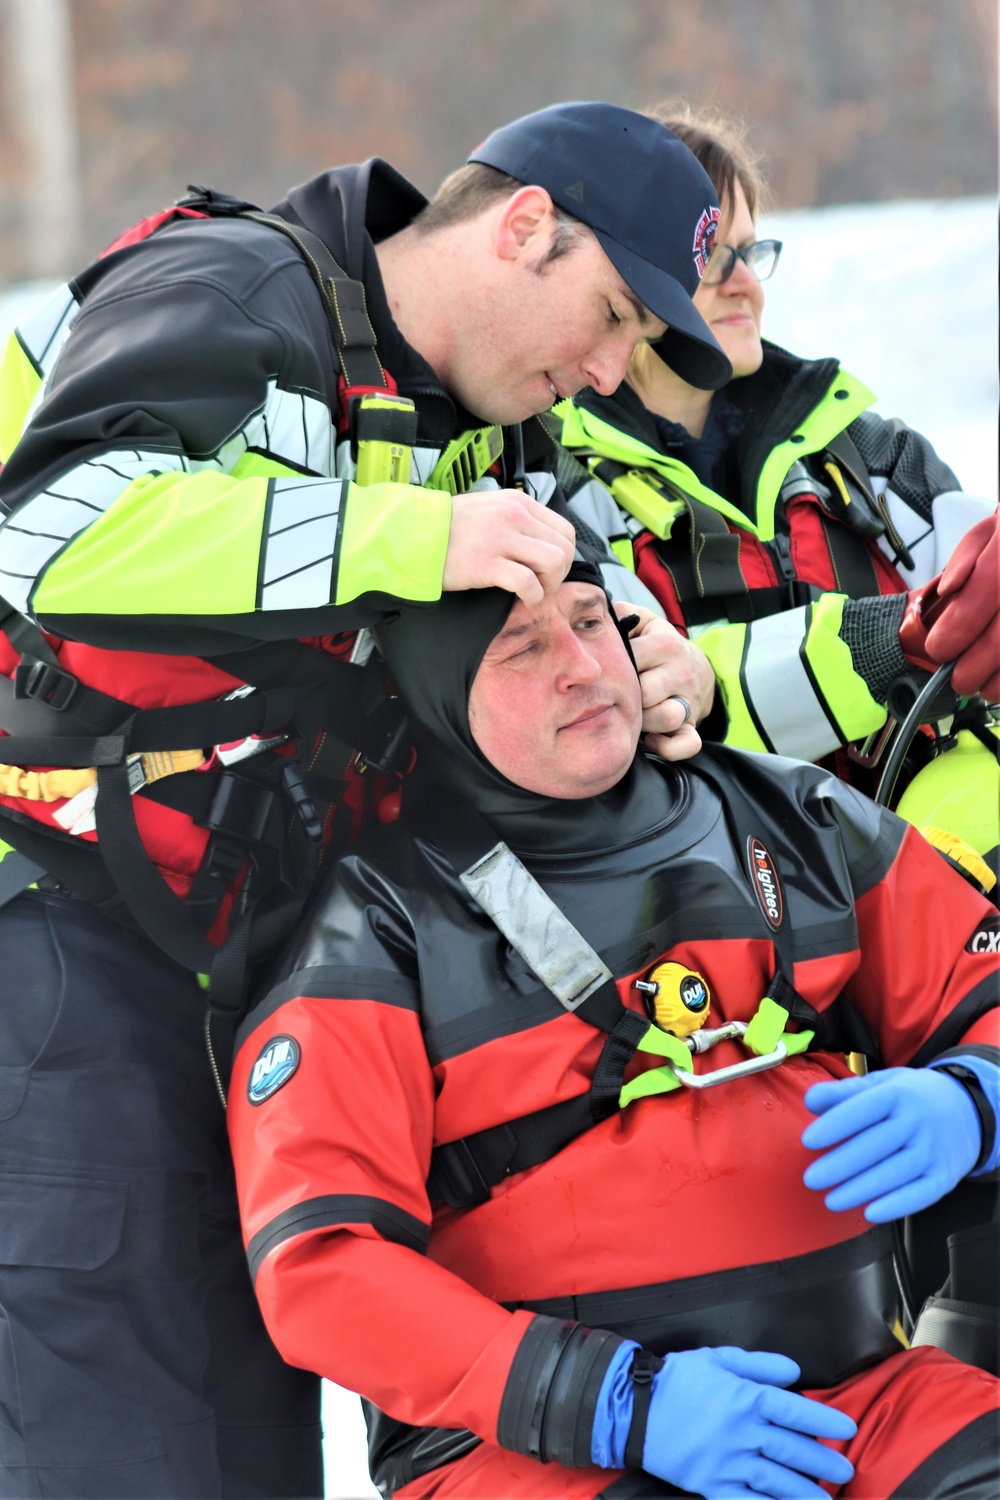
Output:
[754, 365, 874, 541]
[559, 401, 760, 537]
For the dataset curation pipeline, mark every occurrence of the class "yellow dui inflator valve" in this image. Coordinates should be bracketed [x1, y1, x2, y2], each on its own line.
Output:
[633, 962, 710, 1037]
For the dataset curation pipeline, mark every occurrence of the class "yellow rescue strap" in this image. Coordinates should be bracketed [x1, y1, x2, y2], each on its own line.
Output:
[0, 748, 206, 803]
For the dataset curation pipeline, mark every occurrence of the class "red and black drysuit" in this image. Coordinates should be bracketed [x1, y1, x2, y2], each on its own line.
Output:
[230, 582, 1000, 1499]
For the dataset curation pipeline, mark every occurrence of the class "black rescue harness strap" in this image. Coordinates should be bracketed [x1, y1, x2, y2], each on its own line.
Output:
[414, 751, 822, 1210]
[0, 189, 398, 927]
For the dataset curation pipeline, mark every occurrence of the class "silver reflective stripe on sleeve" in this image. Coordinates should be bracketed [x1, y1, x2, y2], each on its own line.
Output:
[741, 607, 839, 761]
[460, 841, 613, 1011]
[258, 476, 344, 610]
[0, 449, 185, 613]
[240, 379, 333, 476]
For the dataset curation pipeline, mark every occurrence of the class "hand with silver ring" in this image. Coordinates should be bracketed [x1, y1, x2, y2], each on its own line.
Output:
[613, 605, 716, 762]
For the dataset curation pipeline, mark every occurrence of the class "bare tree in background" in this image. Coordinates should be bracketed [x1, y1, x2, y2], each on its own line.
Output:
[3, 0, 81, 277]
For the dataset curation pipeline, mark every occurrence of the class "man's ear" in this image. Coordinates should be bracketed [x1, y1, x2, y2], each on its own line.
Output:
[494, 185, 556, 263]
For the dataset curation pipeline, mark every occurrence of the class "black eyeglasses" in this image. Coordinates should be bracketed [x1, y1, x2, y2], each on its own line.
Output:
[702, 238, 782, 286]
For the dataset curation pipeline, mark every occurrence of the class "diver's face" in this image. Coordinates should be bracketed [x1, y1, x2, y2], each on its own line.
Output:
[468, 582, 642, 798]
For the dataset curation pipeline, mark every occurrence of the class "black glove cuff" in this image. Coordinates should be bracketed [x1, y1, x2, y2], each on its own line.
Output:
[624, 1349, 664, 1470]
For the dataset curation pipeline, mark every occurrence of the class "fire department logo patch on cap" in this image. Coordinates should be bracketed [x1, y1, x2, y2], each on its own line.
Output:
[692, 205, 720, 276]
[747, 836, 783, 929]
[248, 1035, 300, 1105]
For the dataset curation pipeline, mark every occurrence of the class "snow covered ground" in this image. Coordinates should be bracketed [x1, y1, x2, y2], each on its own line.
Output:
[0, 195, 996, 1499]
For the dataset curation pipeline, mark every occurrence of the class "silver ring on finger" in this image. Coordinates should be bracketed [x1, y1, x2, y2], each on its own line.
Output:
[667, 694, 692, 726]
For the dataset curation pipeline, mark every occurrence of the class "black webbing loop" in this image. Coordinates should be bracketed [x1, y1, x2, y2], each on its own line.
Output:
[427, 1093, 596, 1210]
[624, 1349, 663, 1470]
[0, 848, 46, 910]
[95, 758, 216, 974]
[588, 1008, 652, 1120]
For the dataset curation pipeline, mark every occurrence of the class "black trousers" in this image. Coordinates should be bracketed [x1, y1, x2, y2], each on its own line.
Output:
[0, 892, 323, 1498]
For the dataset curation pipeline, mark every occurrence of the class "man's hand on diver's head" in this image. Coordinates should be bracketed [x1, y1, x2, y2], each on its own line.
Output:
[442, 492, 576, 606]
[615, 605, 716, 763]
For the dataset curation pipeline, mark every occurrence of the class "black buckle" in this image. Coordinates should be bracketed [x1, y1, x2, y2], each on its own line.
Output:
[358, 700, 410, 775]
[14, 660, 79, 712]
[427, 1139, 493, 1210]
[202, 772, 275, 845]
[199, 835, 246, 887]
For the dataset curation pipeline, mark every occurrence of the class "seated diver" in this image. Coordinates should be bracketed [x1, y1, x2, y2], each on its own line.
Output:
[229, 549, 1000, 1499]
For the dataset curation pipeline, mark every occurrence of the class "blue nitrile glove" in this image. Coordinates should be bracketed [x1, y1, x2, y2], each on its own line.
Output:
[592, 1342, 856, 1498]
[802, 1066, 984, 1221]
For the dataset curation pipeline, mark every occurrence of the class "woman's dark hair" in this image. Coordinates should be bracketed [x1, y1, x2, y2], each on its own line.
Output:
[644, 99, 768, 220]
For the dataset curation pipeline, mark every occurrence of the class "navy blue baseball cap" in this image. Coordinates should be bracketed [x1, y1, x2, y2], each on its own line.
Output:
[469, 102, 732, 390]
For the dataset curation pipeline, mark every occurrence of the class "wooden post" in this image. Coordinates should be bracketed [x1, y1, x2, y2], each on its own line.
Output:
[4, 0, 81, 278]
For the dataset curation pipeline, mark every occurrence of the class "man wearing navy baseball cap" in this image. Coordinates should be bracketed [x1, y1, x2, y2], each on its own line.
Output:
[0, 98, 727, 1499]
[467, 100, 731, 391]
[376, 100, 731, 425]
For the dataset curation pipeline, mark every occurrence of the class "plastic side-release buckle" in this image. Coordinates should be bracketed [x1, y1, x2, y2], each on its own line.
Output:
[13, 659, 79, 712]
[202, 771, 275, 846]
[427, 1135, 497, 1210]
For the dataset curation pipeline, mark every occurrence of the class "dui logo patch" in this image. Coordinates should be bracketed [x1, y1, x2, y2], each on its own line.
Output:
[248, 1035, 300, 1105]
[966, 914, 1000, 955]
[747, 836, 783, 929]
[692, 205, 721, 276]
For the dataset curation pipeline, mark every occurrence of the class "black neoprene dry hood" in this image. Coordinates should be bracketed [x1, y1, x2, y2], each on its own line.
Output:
[376, 562, 677, 855]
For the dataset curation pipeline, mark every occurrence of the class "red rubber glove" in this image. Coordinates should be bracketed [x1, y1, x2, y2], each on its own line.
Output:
[925, 510, 1000, 701]
[898, 512, 1000, 697]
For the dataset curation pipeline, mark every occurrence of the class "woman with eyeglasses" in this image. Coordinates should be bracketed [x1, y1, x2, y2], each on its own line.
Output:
[556, 101, 998, 777]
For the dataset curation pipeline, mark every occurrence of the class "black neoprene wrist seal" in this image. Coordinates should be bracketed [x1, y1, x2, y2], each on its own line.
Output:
[496, 1314, 628, 1467]
[930, 1044, 1000, 1178]
[934, 1065, 996, 1174]
[624, 1349, 664, 1470]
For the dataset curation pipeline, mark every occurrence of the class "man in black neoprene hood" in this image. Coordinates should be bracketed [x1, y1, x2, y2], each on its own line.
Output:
[231, 549, 1000, 1498]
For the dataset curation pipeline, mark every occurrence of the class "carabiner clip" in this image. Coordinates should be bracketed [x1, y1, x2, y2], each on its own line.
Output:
[670, 1039, 788, 1090]
[669, 1017, 788, 1090]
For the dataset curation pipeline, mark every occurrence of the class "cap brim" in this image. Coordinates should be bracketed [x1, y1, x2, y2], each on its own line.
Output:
[593, 228, 733, 391]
